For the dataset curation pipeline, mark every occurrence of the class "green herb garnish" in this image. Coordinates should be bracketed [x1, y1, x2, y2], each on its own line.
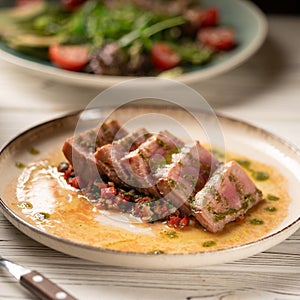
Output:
[234, 159, 270, 181]
[28, 147, 40, 155]
[267, 194, 280, 201]
[235, 159, 251, 170]
[15, 161, 26, 169]
[264, 206, 277, 212]
[250, 218, 264, 225]
[202, 240, 216, 247]
[252, 171, 269, 181]
[162, 230, 178, 239]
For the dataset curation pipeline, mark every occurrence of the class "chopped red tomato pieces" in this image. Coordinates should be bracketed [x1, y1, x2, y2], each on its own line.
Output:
[151, 43, 181, 71]
[101, 187, 117, 199]
[167, 215, 189, 229]
[201, 7, 219, 27]
[49, 44, 90, 71]
[69, 176, 81, 189]
[58, 161, 191, 227]
[186, 7, 219, 28]
[61, 0, 86, 11]
[63, 164, 73, 181]
[198, 27, 235, 51]
[57, 163, 83, 189]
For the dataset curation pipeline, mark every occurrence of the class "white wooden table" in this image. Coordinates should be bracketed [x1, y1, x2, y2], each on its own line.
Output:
[0, 15, 299, 299]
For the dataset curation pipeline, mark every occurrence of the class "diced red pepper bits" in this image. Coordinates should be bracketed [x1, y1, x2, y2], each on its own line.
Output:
[69, 176, 81, 189]
[58, 161, 189, 228]
[179, 215, 189, 228]
[167, 214, 189, 229]
[63, 165, 73, 181]
[101, 187, 117, 199]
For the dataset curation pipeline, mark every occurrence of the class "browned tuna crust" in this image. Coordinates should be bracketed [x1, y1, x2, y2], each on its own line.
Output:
[63, 120, 127, 185]
[94, 128, 151, 187]
[120, 130, 185, 197]
[190, 161, 263, 232]
[156, 141, 219, 214]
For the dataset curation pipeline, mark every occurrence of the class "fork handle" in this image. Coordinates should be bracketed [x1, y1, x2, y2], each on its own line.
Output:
[20, 270, 77, 300]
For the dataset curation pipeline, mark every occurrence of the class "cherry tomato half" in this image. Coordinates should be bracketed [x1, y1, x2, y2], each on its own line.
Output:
[151, 43, 181, 71]
[186, 7, 219, 29]
[201, 7, 219, 27]
[61, 0, 86, 11]
[49, 45, 89, 71]
[198, 27, 235, 51]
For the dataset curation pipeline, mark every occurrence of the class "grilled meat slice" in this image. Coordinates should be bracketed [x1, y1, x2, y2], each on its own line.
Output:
[63, 120, 127, 185]
[190, 161, 263, 232]
[94, 128, 151, 186]
[156, 141, 219, 214]
[120, 130, 184, 197]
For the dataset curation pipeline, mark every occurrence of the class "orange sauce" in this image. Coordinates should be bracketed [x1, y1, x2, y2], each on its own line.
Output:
[5, 148, 290, 254]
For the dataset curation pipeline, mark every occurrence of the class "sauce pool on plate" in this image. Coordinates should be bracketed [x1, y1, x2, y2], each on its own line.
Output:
[6, 148, 290, 254]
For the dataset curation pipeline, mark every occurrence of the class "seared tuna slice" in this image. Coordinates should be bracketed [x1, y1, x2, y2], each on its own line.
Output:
[94, 128, 151, 186]
[156, 141, 219, 214]
[120, 130, 184, 197]
[190, 161, 263, 233]
[63, 120, 127, 185]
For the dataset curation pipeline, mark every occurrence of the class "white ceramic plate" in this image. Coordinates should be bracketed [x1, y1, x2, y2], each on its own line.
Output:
[0, 0, 267, 88]
[0, 106, 299, 269]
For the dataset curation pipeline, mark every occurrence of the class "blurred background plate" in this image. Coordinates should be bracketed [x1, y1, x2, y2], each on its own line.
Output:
[0, 0, 267, 88]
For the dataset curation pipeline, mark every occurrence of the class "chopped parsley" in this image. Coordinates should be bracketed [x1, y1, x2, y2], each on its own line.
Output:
[202, 240, 216, 247]
[267, 194, 280, 201]
[252, 171, 269, 181]
[234, 158, 270, 181]
[264, 206, 277, 212]
[250, 218, 264, 225]
[28, 147, 40, 155]
[15, 161, 26, 169]
[235, 159, 251, 170]
[161, 230, 178, 239]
